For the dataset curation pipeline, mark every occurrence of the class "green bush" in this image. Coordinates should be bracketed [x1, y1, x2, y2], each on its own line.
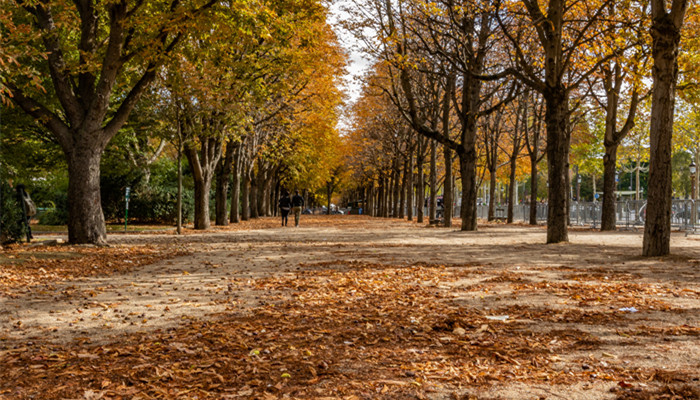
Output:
[0, 181, 27, 243]
[37, 208, 65, 225]
[127, 186, 194, 224]
[38, 204, 67, 227]
[101, 158, 194, 224]
[23, 174, 70, 226]
[37, 191, 69, 225]
[100, 169, 140, 222]
[25, 179, 194, 226]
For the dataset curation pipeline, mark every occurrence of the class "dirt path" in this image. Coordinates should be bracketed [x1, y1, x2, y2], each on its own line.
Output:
[1, 216, 699, 399]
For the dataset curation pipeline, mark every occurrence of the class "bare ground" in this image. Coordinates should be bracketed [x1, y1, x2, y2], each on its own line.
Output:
[1, 216, 699, 399]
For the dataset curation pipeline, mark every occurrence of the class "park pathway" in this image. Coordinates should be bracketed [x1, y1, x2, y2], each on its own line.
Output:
[2, 218, 699, 399]
[3, 220, 700, 344]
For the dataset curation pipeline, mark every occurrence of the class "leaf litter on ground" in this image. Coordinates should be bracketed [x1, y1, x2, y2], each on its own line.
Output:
[1, 217, 699, 399]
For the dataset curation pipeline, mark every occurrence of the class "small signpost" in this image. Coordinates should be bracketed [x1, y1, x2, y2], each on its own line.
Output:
[125, 186, 131, 233]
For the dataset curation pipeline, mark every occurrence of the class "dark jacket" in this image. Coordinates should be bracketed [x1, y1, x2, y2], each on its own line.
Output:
[292, 194, 304, 207]
[279, 196, 291, 210]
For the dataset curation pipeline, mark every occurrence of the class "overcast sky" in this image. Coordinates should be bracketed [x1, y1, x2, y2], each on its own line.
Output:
[327, 0, 373, 111]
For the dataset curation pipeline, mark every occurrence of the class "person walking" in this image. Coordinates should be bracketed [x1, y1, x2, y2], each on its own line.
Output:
[291, 190, 305, 227]
[279, 191, 291, 227]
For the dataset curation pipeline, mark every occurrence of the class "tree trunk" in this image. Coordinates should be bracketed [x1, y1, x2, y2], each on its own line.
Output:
[192, 176, 212, 230]
[230, 145, 242, 223]
[250, 177, 259, 219]
[429, 140, 437, 221]
[215, 142, 236, 226]
[255, 164, 267, 217]
[601, 144, 619, 230]
[388, 171, 394, 217]
[262, 182, 270, 217]
[458, 151, 478, 230]
[458, 70, 481, 231]
[214, 168, 228, 226]
[264, 170, 275, 217]
[507, 156, 517, 224]
[177, 137, 183, 234]
[365, 186, 371, 216]
[407, 154, 414, 221]
[241, 177, 250, 221]
[416, 149, 425, 224]
[384, 176, 390, 217]
[544, 89, 571, 243]
[566, 168, 571, 226]
[385, 176, 391, 217]
[327, 181, 333, 215]
[399, 157, 408, 219]
[488, 170, 497, 221]
[372, 184, 377, 217]
[378, 179, 385, 217]
[444, 146, 453, 227]
[529, 156, 539, 225]
[184, 139, 221, 230]
[272, 182, 279, 216]
[376, 181, 382, 217]
[392, 164, 401, 218]
[643, 3, 686, 256]
[66, 146, 107, 244]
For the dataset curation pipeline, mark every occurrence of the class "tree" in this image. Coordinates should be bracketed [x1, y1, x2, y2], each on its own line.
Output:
[362, 0, 509, 230]
[2, 0, 215, 244]
[119, 88, 174, 188]
[643, 0, 690, 256]
[504, 96, 527, 223]
[497, 0, 622, 243]
[584, 1, 648, 230]
[167, 27, 238, 230]
[344, 80, 415, 218]
[522, 90, 546, 224]
[481, 107, 505, 221]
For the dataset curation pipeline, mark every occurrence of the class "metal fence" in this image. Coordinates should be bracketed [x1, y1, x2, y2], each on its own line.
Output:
[445, 199, 698, 231]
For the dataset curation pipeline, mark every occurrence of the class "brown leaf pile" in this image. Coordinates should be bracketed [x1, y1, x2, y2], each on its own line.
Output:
[511, 281, 680, 310]
[0, 244, 189, 296]
[3, 261, 696, 399]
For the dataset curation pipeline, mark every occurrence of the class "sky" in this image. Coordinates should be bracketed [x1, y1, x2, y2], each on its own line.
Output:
[327, 0, 374, 131]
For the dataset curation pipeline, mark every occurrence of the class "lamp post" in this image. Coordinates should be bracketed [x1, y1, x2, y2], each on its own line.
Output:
[691, 161, 697, 227]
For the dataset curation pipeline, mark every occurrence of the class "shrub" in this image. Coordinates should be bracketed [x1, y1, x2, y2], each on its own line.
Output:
[127, 185, 194, 224]
[101, 158, 194, 224]
[0, 181, 27, 243]
[37, 191, 69, 225]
